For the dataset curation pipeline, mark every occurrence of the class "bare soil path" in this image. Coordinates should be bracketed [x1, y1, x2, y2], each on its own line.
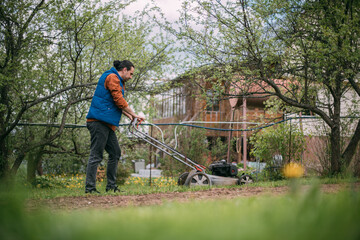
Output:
[28, 182, 359, 210]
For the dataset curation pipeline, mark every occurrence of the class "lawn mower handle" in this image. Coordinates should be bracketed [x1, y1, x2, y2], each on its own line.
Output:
[128, 117, 206, 172]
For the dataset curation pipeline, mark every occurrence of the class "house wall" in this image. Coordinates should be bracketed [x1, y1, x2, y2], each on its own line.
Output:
[152, 78, 359, 170]
[152, 82, 283, 163]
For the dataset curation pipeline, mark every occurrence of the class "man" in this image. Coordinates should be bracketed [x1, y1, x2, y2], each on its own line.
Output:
[85, 60, 145, 193]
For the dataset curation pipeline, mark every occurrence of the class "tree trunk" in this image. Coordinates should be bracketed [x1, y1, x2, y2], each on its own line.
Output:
[10, 151, 26, 176]
[330, 125, 341, 175]
[27, 148, 44, 183]
[37, 159, 43, 176]
[342, 119, 360, 166]
[27, 157, 37, 183]
[0, 83, 10, 179]
[330, 86, 342, 175]
[0, 139, 9, 179]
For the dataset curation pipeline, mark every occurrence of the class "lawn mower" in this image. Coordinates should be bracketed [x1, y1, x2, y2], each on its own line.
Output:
[129, 118, 253, 187]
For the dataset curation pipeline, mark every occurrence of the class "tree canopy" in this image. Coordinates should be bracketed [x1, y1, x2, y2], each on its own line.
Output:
[172, 0, 360, 175]
[0, 0, 178, 180]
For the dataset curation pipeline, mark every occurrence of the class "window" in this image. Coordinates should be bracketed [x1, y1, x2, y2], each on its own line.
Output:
[206, 90, 220, 111]
[155, 87, 186, 118]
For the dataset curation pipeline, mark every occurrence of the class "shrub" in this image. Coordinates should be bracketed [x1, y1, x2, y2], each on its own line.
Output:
[249, 123, 306, 180]
[116, 163, 132, 185]
[250, 123, 306, 164]
[210, 137, 229, 161]
[160, 127, 210, 177]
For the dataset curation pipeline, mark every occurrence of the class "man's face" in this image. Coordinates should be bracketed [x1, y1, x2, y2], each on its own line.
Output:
[121, 67, 134, 82]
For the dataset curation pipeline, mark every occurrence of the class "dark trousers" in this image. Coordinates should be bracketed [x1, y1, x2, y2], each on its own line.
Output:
[85, 121, 121, 191]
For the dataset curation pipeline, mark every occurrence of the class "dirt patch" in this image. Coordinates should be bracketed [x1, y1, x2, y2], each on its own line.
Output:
[28, 183, 359, 210]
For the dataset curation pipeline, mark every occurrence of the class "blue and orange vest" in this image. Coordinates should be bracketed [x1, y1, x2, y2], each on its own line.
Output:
[86, 67, 125, 127]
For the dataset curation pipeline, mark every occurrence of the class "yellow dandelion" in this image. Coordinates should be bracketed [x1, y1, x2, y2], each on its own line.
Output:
[283, 162, 304, 178]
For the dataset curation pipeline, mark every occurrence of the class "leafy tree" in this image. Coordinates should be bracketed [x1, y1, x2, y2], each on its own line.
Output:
[171, 0, 360, 175]
[0, 0, 178, 181]
[1, 0, 49, 179]
[1, 0, 121, 181]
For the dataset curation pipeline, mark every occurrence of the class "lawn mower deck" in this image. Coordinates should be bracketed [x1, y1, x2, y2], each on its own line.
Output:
[129, 119, 253, 187]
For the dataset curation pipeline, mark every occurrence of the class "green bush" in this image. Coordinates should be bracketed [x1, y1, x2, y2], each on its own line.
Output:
[210, 137, 228, 161]
[250, 123, 306, 164]
[42, 153, 85, 175]
[116, 162, 132, 185]
[32, 175, 56, 188]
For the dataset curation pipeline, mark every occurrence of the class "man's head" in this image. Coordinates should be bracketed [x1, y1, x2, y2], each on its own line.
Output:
[113, 60, 134, 82]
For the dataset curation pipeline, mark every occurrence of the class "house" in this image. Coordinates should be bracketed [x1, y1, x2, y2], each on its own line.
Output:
[151, 71, 360, 174]
[152, 74, 283, 168]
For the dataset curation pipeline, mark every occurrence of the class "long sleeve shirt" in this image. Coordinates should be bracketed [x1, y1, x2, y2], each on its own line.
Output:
[87, 74, 128, 131]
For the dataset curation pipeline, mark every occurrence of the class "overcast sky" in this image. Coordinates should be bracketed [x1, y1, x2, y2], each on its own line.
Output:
[123, 0, 194, 78]
[123, 0, 184, 22]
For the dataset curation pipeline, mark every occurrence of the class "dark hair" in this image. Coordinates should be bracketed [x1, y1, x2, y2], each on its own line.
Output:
[113, 60, 135, 71]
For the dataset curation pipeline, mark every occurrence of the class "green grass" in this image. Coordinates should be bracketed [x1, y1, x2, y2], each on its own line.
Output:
[21, 174, 193, 199]
[18, 173, 359, 199]
[1, 182, 359, 240]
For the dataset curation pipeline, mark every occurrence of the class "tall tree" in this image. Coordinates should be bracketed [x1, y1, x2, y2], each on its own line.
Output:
[0, 0, 48, 179]
[173, 0, 360, 175]
[0, 0, 177, 180]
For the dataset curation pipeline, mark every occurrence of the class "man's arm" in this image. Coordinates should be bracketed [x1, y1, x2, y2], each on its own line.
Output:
[122, 110, 133, 121]
[122, 106, 145, 121]
[105, 74, 145, 122]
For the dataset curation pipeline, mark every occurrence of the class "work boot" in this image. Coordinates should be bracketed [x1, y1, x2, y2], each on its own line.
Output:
[106, 186, 124, 193]
[85, 188, 100, 194]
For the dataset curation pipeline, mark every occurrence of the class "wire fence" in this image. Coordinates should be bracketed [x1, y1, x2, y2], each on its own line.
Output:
[17, 115, 360, 132]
